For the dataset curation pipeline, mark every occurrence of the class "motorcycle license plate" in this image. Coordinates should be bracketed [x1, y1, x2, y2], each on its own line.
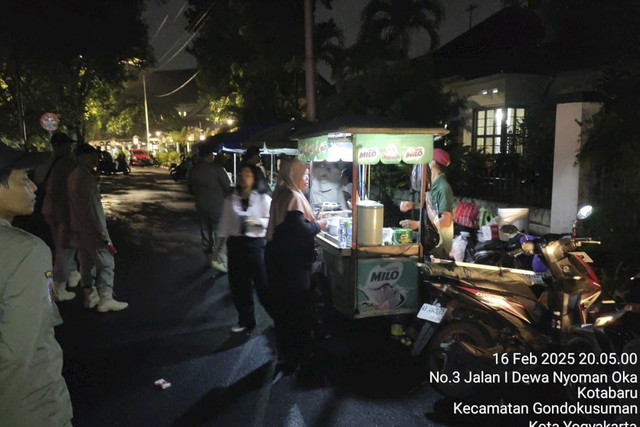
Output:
[417, 303, 447, 323]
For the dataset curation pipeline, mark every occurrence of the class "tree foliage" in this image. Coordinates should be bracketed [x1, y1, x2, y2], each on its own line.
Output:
[187, 0, 309, 124]
[358, 0, 444, 60]
[0, 0, 152, 148]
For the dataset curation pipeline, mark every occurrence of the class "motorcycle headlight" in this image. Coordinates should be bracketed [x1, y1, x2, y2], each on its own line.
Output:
[594, 310, 626, 327]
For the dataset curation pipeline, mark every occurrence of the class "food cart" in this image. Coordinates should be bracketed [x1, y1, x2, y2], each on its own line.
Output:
[293, 120, 448, 319]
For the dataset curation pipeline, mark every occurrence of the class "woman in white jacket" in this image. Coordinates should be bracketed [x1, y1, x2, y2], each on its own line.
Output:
[214, 164, 272, 332]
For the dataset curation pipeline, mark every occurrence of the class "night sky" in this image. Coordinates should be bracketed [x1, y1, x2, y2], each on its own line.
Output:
[144, 0, 504, 71]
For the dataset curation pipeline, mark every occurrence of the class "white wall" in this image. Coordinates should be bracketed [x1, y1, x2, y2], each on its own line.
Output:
[550, 102, 601, 233]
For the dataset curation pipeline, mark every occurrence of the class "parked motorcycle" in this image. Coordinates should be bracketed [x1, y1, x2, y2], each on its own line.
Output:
[414, 205, 604, 399]
[170, 156, 192, 182]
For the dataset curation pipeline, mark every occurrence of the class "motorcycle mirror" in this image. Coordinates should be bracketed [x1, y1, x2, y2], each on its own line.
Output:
[577, 205, 593, 220]
[500, 224, 519, 235]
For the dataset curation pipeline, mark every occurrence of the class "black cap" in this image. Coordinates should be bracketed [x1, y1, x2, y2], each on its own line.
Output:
[75, 143, 99, 156]
[245, 146, 260, 158]
[198, 139, 219, 156]
[0, 141, 47, 171]
[50, 132, 74, 146]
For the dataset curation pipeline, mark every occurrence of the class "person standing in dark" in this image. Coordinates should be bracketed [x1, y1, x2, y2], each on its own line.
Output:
[42, 132, 80, 302]
[68, 144, 128, 312]
[0, 141, 73, 426]
[265, 159, 327, 375]
[188, 138, 231, 270]
[213, 164, 272, 333]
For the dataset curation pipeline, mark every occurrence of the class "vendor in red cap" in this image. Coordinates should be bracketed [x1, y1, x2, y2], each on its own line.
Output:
[399, 148, 454, 253]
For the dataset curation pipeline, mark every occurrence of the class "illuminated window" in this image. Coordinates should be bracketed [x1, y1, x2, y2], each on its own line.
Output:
[473, 107, 526, 154]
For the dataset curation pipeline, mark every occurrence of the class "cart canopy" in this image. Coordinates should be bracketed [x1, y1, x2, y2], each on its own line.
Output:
[291, 116, 448, 164]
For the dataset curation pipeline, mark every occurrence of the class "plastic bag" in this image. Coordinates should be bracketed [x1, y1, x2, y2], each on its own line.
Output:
[449, 232, 470, 262]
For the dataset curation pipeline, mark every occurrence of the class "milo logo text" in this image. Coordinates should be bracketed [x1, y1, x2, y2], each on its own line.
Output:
[366, 262, 404, 287]
[403, 147, 424, 161]
[358, 147, 378, 161]
[371, 270, 400, 282]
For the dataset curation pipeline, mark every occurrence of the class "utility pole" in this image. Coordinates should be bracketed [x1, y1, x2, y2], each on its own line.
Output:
[466, 3, 478, 30]
[143, 71, 151, 146]
[303, 0, 317, 122]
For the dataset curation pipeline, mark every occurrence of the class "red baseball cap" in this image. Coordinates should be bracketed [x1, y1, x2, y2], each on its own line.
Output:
[433, 148, 450, 167]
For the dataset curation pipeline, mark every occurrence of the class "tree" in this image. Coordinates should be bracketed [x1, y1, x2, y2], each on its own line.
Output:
[358, 0, 444, 59]
[187, 0, 342, 125]
[187, 0, 305, 124]
[0, 0, 152, 148]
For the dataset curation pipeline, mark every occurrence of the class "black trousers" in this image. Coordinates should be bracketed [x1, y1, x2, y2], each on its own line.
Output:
[197, 210, 219, 254]
[227, 236, 270, 328]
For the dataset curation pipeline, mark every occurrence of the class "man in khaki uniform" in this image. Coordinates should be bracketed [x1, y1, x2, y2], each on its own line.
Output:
[42, 132, 81, 302]
[68, 143, 127, 312]
[0, 141, 73, 426]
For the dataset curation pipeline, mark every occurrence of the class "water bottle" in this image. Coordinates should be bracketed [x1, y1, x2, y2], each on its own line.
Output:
[338, 219, 347, 247]
[344, 219, 352, 247]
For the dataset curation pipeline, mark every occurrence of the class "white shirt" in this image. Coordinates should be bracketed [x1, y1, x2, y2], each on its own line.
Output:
[217, 191, 271, 238]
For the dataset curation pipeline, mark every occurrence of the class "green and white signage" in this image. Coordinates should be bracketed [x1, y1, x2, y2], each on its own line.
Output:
[297, 133, 433, 164]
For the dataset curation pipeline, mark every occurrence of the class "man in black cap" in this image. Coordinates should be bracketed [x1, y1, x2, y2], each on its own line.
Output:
[42, 132, 80, 302]
[0, 141, 73, 426]
[68, 143, 128, 312]
[188, 138, 231, 270]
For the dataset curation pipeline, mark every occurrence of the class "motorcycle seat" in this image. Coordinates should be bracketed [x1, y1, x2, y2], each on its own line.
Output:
[421, 262, 537, 300]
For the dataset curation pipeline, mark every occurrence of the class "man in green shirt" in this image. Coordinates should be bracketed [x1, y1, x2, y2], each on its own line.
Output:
[399, 148, 454, 256]
[0, 141, 73, 426]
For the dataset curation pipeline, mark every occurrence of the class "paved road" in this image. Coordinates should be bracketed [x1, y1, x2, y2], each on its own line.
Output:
[53, 167, 536, 427]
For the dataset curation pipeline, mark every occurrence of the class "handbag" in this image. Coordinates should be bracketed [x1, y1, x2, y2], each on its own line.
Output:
[454, 201, 480, 229]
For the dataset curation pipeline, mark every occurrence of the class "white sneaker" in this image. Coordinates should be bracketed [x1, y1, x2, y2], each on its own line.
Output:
[97, 296, 128, 312]
[83, 287, 99, 309]
[210, 258, 228, 273]
[52, 281, 75, 302]
[68, 270, 81, 288]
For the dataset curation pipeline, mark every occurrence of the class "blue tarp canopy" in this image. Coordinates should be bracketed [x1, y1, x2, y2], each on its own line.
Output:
[208, 123, 275, 152]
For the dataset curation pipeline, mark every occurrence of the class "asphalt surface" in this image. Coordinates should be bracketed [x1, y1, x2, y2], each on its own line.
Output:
[52, 167, 636, 427]
[53, 167, 453, 427]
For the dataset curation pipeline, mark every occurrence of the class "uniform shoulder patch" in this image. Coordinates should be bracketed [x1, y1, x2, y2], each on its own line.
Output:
[45, 270, 53, 279]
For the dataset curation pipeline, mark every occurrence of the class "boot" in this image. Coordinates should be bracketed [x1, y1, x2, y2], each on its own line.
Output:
[52, 281, 75, 302]
[97, 293, 128, 313]
[68, 270, 81, 288]
[83, 287, 99, 309]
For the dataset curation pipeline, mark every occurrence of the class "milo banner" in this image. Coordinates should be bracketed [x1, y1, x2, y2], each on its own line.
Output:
[298, 136, 329, 162]
[297, 133, 433, 164]
[354, 134, 433, 165]
[356, 258, 419, 316]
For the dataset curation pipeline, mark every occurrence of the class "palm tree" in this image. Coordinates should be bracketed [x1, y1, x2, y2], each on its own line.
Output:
[359, 0, 444, 58]
[315, 19, 346, 82]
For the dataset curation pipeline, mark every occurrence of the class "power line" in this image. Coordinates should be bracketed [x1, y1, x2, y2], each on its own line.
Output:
[154, 70, 200, 98]
[156, 0, 217, 67]
[151, 14, 169, 41]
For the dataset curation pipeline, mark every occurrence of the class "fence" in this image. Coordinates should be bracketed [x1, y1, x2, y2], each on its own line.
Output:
[464, 169, 552, 209]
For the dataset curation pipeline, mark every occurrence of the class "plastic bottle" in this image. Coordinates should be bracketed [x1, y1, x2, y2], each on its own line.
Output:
[338, 219, 347, 247]
[344, 219, 351, 248]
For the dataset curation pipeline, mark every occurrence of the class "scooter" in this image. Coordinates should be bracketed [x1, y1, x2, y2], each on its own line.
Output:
[169, 156, 192, 181]
[413, 206, 603, 398]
